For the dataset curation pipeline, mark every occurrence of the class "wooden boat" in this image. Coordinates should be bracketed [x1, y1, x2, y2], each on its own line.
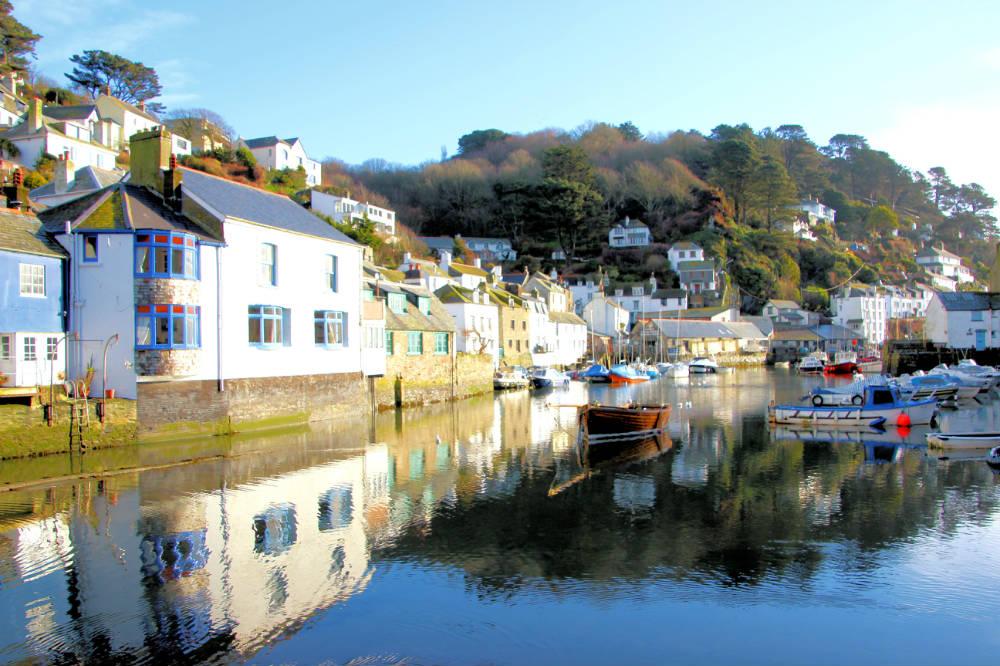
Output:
[769, 385, 938, 428]
[580, 403, 671, 441]
[926, 432, 1000, 450]
[548, 432, 673, 496]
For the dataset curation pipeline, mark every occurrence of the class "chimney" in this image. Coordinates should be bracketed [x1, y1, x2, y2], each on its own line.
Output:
[53, 153, 74, 194]
[403, 251, 412, 265]
[439, 249, 452, 271]
[5, 71, 17, 97]
[28, 97, 43, 132]
[138, 100, 146, 111]
[163, 153, 184, 205]
[4, 168, 29, 210]
[473, 257, 482, 269]
[129, 126, 172, 192]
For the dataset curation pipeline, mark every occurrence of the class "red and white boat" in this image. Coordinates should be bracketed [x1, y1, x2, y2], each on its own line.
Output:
[824, 351, 859, 376]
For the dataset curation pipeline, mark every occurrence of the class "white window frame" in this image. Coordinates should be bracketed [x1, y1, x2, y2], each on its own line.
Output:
[23, 336, 36, 361]
[0, 333, 11, 360]
[19, 263, 45, 297]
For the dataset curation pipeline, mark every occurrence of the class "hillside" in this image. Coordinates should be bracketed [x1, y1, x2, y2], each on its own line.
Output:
[322, 122, 995, 313]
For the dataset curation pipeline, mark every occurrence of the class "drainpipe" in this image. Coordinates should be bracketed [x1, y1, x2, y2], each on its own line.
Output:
[48, 332, 74, 426]
[100, 333, 118, 424]
[216, 247, 224, 392]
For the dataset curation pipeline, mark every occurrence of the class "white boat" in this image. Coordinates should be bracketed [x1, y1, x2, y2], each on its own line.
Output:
[531, 367, 569, 389]
[892, 374, 959, 402]
[769, 384, 938, 428]
[928, 366, 992, 396]
[988, 446, 1000, 467]
[926, 432, 1000, 450]
[688, 357, 719, 374]
[664, 363, 689, 378]
[947, 361, 1000, 390]
[798, 353, 826, 374]
[494, 368, 529, 390]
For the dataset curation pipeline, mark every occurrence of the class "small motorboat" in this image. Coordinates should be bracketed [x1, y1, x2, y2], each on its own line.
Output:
[688, 357, 719, 374]
[664, 363, 689, 378]
[858, 355, 883, 374]
[608, 363, 650, 384]
[769, 384, 938, 428]
[579, 402, 671, 441]
[494, 368, 529, 390]
[926, 432, 1000, 450]
[798, 353, 826, 374]
[531, 367, 569, 389]
[656, 362, 673, 374]
[581, 364, 611, 383]
[928, 367, 992, 397]
[892, 374, 959, 403]
[824, 351, 859, 376]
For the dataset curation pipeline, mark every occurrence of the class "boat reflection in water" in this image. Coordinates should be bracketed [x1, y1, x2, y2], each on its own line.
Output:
[3, 372, 1000, 665]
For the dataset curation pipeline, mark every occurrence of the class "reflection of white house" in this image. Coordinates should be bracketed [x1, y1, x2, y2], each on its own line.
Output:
[608, 217, 650, 248]
[925, 292, 1000, 350]
[310, 190, 396, 236]
[241, 136, 322, 186]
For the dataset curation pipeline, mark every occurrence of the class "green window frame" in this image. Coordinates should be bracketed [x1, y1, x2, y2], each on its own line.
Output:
[434, 332, 449, 354]
[407, 331, 422, 355]
[385, 330, 394, 355]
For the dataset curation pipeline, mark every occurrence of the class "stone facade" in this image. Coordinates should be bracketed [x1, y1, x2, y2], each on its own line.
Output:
[134, 276, 201, 305]
[497, 302, 531, 366]
[136, 372, 367, 440]
[374, 333, 493, 409]
[134, 277, 202, 377]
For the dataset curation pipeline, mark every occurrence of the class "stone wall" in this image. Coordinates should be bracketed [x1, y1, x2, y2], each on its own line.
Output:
[0, 400, 137, 459]
[137, 372, 367, 440]
[135, 348, 201, 376]
[134, 277, 202, 377]
[374, 340, 493, 409]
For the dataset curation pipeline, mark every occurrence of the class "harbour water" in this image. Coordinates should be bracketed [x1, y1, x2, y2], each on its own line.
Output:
[2, 368, 1000, 665]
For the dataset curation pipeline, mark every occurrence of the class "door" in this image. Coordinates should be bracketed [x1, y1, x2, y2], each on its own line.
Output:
[975, 329, 987, 351]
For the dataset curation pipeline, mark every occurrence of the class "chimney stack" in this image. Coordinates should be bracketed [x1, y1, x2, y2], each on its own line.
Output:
[53, 153, 74, 194]
[473, 257, 482, 269]
[28, 97, 43, 132]
[129, 126, 173, 192]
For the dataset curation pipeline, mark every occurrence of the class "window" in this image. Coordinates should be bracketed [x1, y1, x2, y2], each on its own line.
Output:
[19, 263, 45, 296]
[325, 255, 338, 292]
[972, 311, 984, 322]
[385, 330, 394, 355]
[387, 292, 407, 314]
[83, 234, 99, 262]
[259, 243, 276, 286]
[248, 305, 285, 345]
[136, 305, 200, 349]
[46, 337, 58, 360]
[135, 232, 198, 279]
[434, 333, 449, 354]
[407, 331, 422, 355]
[417, 296, 430, 315]
[23, 336, 36, 361]
[315, 310, 346, 347]
[0, 334, 9, 360]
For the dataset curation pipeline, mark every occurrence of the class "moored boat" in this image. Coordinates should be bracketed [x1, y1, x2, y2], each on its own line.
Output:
[609, 363, 650, 384]
[689, 357, 719, 374]
[798, 353, 826, 374]
[926, 432, 1000, 450]
[579, 402, 671, 441]
[494, 368, 529, 390]
[769, 384, 938, 428]
[824, 351, 859, 376]
[581, 364, 611, 383]
[664, 363, 689, 378]
[531, 367, 569, 389]
[858, 355, 883, 374]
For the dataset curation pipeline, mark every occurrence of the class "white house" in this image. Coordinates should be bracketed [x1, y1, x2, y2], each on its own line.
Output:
[436, 284, 500, 366]
[925, 292, 1000, 351]
[608, 217, 651, 248]
[916, 245, 975, 290]
[883, 285, 931, 320]
[1, 100, 118, 171]
[777, 217, 818, 241]
[582, 293, 630, 341]
[38, 127, 364, 435]
[525, 293, 555, 365]
[763, 299, 819, 326]
[831, 284, 886, 347]
[398, 252, 455, 292]
[793, 198, 836, 224]
[667, 241, 703, 272]
[611, 276, 688, 323]
[676, 260, 718, 294]
[0, 72, 27, 127]
[438, 250, 488, 290]
[242, 136, 322, 187]
[461, 236, 517, 262]
[310, 190, 396, 236]
[551, 310, 588, 366]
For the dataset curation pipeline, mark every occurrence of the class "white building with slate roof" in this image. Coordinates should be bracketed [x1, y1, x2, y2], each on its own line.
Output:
[925, 292, 1000, 350]
[240, 136, 322, 186]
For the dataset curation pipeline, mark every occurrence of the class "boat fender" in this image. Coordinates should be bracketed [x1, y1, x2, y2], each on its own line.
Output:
[930, 413, 940, 428]
[812, 395, 824, 406]
[897, 413, 911, 427]
[851, 394, 863, 406]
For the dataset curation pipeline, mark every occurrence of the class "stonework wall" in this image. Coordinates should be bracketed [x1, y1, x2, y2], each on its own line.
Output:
[134, 277, 201, 305]
[135, 348, 200, 377]
[137, 372, 367, 440]
[374, 333, 493, 409]
[134, 277, 203, 377]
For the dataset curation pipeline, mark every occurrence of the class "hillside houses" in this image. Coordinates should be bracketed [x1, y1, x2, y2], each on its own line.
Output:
[608, 217, 650, 248]
[240, 136, 322, 186]
[917, 244, 974, 291]
[311, 190, 397, 236]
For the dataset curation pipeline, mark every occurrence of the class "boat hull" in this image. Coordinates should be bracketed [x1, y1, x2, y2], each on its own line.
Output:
[582, 404, 671, 437]
[823, 362, 858, 376]
[689, 365, 717, 374]
[926, 432, 1000, 450]
[769, 400, 938, 428]
[609, 371, 649, 384]
[531, 378, 553, 389]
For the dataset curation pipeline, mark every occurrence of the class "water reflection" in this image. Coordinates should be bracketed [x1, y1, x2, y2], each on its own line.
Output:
[1, 371, 1000, 664]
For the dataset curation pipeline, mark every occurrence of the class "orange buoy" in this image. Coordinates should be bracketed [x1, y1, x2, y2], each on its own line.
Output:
[897, 412, 911, 427]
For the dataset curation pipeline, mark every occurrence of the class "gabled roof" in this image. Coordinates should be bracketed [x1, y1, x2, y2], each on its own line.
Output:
[741, 315, 774, 336]
[810, 324, 857, 340]
[448, 261, 488, 278]
[435, 283, 481, 304]
[645, 319, 738, 339]
[30, 166, 125, 202]
[722, 321, 767, 340]
[0, 210, 66, 258]
[772, 328, 821, 342]
[613, 217, 647, 230]
[417, 236, 455, 253]
[917, 245, 961, 260]
[179, 168, 356, 245]
[37, 183, 223, 241]
[42, 104, 97, 122]
[767, 299, 801, 310]
[645, 305, 731, 320]
[381, 280, 455, 333]
[670, 241, 701, 251]
[549, 310, 586, 325]
[935, 292, 1000, 311]
[243, 136, 286, 150]
[96, 94, 159, 123]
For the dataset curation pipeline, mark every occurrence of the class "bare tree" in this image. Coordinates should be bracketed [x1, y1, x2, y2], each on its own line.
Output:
[162, 107, 236, 145]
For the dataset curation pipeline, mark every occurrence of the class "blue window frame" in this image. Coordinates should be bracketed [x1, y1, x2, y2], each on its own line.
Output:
[434, 332, 449, 354]
[314, 310, 346, 347]
[248, 305, 286, 346]
[83, 234, 99, 263]
[407, 331, 423, 355]
[135, 232, 198, 279]
[325, 255, 338, 292]
[136, 304, 200, 350]
[259, 243, 276, 286]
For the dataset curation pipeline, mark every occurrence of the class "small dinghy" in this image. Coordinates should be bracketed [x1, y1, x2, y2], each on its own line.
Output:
[579, 403, 671, 442]
[926, 432, 1000, 450]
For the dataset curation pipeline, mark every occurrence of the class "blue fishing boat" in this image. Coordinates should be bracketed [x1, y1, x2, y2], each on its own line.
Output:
[609, 363, 649, 384]
[769, 384, 938, 428]
[581, 364, 611, 383]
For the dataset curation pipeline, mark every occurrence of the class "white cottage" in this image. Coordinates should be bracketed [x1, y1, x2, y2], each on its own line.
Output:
[241, 136, 322, 186]
[38, 127, 364, 437]
[925, 292, 1000, 351]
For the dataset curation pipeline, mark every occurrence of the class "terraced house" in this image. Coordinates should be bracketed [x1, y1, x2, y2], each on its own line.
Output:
[38, 127, 364, 438]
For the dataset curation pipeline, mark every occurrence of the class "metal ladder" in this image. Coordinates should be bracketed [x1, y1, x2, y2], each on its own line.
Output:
[68, 380, 90, 453]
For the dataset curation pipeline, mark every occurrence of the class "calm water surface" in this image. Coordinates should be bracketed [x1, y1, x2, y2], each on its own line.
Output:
[2, 369, 1000, 665]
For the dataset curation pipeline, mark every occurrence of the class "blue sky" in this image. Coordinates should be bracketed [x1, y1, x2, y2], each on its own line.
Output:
[16, 0, 1000, 199]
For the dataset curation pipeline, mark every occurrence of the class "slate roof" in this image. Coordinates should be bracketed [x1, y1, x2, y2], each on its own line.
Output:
[768, 299, 801, 310]
[383, 281, 455, 333]
[670, 241, 700, 250]
[935, 292, 1000, 311]
[722, 321, 768, 340]
[613, 217, 647, 229]
[448, 261, 488, 277]
[242, 136, 285, 150]
[30, 166, 125, 202]
[418, 236, 455, 253]
[772, 328, 822, 342]
[677, 260, 715, 272]
[811, 324, 858, 341]
[179, 168, 356, 245]
[741, 315, 774, 337]
[646, 319, 738, 339]
[0, 210, 66, 258]
[97, 95, 159, 123]
[549, 310, 586, 325]
[646, 305, 731, 320]
[43, 104, 97, 122]
[651, 288, 687, 300]
[435, 283, 480, 304]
